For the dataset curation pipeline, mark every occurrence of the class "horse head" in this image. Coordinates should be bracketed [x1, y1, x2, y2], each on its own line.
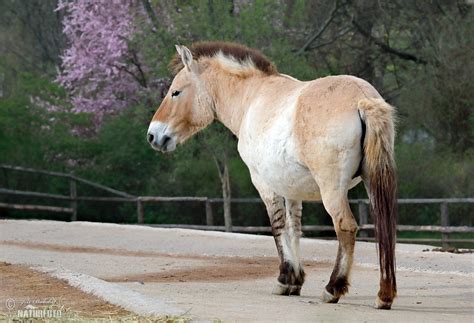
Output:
[147, 45, 214, 152]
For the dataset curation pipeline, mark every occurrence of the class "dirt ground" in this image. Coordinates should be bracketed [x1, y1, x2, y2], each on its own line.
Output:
[105, 256, 331, 283]
[1, 240, 331, 284]
[0, 262, 131, 320]
[0, 220, 472, 321]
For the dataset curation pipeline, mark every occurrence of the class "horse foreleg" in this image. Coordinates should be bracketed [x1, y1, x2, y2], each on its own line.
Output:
[278, 198, 305, 295]
[260, 193, 305, 296]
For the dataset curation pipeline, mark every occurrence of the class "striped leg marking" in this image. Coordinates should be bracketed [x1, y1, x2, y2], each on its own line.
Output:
[271, 199, 305, 296]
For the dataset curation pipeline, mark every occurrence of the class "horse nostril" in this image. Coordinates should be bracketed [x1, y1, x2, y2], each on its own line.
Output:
[147, 133, 154, 143]
[162, 135, 171, 147]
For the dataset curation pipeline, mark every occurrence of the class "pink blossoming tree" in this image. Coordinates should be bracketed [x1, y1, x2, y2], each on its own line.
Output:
[56, 1, 149, 124]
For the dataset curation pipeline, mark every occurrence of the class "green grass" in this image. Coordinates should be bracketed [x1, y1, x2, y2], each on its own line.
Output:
[397, 231, 474, 249]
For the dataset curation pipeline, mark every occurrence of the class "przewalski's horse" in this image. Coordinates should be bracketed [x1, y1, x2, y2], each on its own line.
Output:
[147, 42, 397, 309]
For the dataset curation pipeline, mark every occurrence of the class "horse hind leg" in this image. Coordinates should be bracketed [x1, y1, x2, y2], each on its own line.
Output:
[320, 191, 358, 303]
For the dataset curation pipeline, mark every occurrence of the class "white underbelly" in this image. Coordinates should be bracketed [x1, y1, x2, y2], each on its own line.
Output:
[238, 127, 321, 200]
[254, 155, 321, 200]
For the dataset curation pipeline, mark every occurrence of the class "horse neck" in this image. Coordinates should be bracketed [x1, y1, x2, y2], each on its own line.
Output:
[203, 69, 269, 137]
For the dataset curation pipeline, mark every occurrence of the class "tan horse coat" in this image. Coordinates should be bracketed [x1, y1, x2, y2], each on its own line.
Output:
[148, 42, 397, 309]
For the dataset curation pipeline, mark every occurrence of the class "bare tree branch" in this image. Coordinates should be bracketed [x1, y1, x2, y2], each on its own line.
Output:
[307, 27, 351, 50]
[140, 0, 160, 32]
[130, 51, 148, 88]
[111, 63, 146, 88]
[295, 0, 342, 55]
[350, 17, 427, 65]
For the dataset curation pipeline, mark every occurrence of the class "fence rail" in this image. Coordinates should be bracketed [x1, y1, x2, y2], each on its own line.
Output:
[1, 165, 473, 248]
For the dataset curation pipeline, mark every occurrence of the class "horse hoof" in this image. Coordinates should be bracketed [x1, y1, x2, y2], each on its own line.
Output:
[272, 282, 290, 295]
[321, 289, 339, 303]
[375, 296, 392, 310]
[272, 283, 301, 296]
[289, 285, 301, 296]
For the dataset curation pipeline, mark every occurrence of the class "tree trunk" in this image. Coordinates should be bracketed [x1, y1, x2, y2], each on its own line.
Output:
[221, 155, 232, 232]
[202, 139, 233, 232]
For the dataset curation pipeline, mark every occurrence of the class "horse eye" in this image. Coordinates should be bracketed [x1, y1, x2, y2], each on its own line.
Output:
[171, 90, 181, 97]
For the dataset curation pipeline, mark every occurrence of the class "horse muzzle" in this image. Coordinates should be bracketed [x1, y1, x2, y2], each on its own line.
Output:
[147, 121, 177, 153]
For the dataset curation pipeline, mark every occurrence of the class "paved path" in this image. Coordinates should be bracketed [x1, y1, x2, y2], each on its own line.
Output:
[0, 220, 472, 321]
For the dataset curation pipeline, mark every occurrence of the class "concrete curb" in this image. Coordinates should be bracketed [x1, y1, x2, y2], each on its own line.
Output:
[34, 265, 184, 317]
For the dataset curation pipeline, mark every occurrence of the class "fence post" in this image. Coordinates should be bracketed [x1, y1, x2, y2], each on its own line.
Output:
[205, 199, 214, 226]
[440, 202, 449, 249]
[137, 198, 144, 224]
[358, 200, 368, 238]
[69, 179, 77, 221]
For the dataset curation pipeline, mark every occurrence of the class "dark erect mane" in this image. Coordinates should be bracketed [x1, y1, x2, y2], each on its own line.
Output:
[169, 41, 278, 75]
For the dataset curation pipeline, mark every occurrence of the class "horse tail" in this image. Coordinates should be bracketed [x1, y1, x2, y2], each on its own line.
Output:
[358, 98, 397, 307]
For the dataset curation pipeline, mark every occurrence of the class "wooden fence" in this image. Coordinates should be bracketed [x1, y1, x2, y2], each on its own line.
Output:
[1, 165, 473, 248]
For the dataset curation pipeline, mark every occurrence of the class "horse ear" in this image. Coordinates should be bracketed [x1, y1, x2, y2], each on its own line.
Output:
[174, 45, 196, 71]
[175, 44, 183, 56]
[176, 45, 193, 71]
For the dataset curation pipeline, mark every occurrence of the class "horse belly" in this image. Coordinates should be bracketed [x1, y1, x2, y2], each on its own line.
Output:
[239, 129, 321, 201]
[259, 157, 321, 200]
